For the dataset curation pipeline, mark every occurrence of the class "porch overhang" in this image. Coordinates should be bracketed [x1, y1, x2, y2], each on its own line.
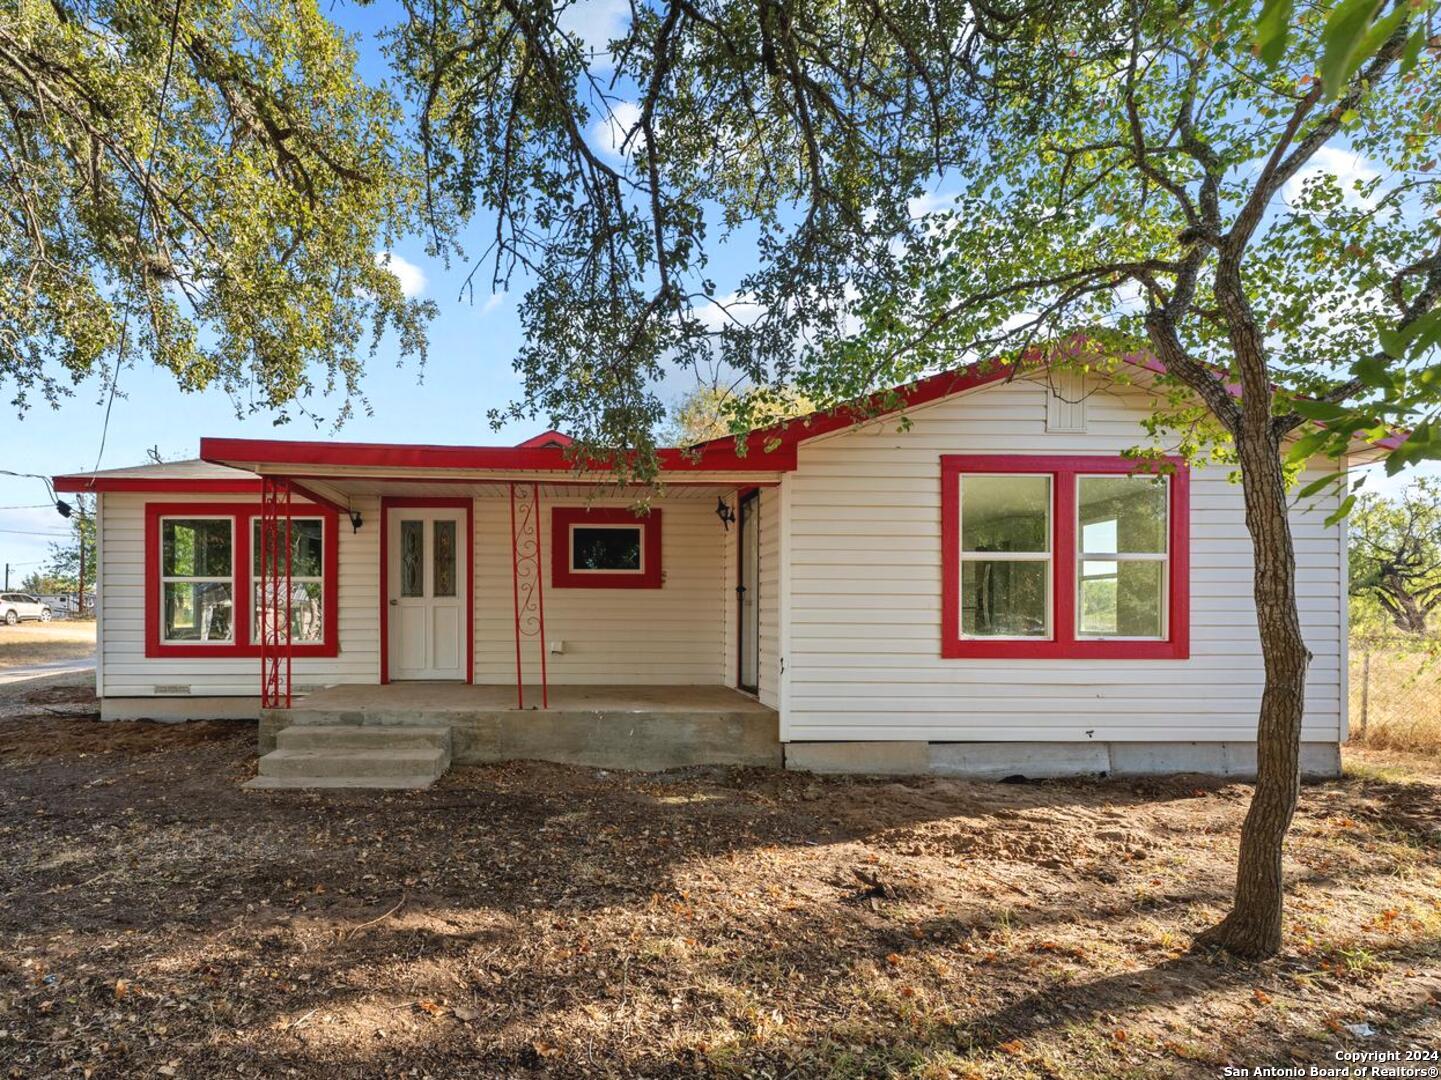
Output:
[199, 436, 795, 479]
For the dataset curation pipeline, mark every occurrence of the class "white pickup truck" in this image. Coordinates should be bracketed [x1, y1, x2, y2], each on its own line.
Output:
[1, 593, 52, 625]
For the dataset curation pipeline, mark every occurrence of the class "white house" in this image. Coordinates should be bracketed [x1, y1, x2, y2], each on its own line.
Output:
[53, 360, 1356, 787]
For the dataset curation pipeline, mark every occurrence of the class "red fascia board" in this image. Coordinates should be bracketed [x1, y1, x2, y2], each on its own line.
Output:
[688, 363, 1017, 457]
[54, 476, 262, 494]
[199, 437, 794, 473]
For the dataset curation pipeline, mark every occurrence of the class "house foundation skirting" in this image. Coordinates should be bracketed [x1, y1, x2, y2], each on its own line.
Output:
[102, 696, 262, 723]
[782, 740, 1341, 779]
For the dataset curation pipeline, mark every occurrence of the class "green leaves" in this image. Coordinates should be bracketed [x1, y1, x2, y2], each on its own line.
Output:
[1319, 0, 1385, 97]
[1255, 0, 1297, 65]
[1385, 419, 1441, 474]
[1380, 310, 1441, 361]
[1253, 0, 1422, 100]
[1, 0, 439, 422]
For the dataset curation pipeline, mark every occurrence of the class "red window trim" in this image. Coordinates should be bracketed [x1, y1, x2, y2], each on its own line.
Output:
[144, 501, 340, 659]
[940, 455, 1190, 660]
[378, 497, 475, 685]
[551, 507, 663, 589]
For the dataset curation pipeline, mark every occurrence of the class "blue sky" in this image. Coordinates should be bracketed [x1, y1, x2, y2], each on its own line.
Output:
[0, 0, 671, 576]
[0, 0, 1432, 581]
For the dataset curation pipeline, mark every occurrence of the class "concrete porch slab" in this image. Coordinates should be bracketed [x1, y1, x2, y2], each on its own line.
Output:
[258, 683, 781, 771]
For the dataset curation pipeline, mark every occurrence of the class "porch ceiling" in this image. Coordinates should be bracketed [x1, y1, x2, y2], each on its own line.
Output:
[295, 477, 748, 501]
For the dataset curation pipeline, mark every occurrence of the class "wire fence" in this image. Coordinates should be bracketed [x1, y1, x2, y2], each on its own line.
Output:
[1349, 634, 1441, 751]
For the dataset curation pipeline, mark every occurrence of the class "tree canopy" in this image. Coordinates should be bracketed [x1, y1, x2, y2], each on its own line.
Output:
[387, 0, 1089, 461]
[1, 0, 440, 424]
[660, 383, 814, 445]
[1350, 479, 1441, 636]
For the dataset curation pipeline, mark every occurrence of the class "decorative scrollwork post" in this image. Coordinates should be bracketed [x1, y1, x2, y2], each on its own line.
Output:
[508, 482, 549, 708]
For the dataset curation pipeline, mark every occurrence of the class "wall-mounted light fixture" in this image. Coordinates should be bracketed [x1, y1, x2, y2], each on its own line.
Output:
[348, 509, 364, 533]
[715, 496, 735, 531]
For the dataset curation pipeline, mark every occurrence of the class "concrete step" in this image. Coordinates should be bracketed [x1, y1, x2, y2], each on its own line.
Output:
[275, 724, 452, 752]
[245, 773, 446, 790]
[258, 746, 447, 779]
[269, 708, 456, 728]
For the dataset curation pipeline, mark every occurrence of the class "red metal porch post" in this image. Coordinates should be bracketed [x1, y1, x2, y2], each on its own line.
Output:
[259, 477, 293, 709]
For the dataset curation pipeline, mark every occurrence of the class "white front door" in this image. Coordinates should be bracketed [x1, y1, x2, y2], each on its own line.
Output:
[388, 508, 467, 680]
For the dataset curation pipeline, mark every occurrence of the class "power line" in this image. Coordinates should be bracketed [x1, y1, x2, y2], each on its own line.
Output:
[93, 0, 185, 475]
[0, 528, 72, 538]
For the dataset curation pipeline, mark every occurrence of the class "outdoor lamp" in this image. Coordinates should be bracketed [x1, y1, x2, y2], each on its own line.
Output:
[715, 497, 735, 531]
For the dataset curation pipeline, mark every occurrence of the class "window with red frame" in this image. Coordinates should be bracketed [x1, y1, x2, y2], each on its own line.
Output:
[144, 502, 339, 658]
[940, 456, 1189, 659]
[551, 507, 663, 588]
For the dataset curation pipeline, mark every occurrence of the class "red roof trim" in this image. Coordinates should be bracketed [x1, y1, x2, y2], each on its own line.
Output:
[198, 437, 796, 473]
[53, 476, 263, 494]
[67, 346, 1400, 492]
[689, 362, 1016, 457]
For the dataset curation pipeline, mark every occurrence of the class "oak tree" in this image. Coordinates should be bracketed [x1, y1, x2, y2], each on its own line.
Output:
[1, 0, 440, 424]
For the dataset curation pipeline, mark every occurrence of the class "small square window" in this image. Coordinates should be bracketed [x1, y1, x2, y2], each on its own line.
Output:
[551, 508, 662, 588]
[571, 526, 643, 572]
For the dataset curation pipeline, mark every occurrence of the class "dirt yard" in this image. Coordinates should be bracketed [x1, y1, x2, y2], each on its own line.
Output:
[0, 620, 96, 669]
[0, 680, 1438, 1078]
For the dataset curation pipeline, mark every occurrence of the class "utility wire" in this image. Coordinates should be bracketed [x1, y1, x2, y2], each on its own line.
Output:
[92, 0, 185, 475]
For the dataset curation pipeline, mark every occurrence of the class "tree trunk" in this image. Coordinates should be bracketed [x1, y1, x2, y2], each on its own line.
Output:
[1195, 431, 1313, 959]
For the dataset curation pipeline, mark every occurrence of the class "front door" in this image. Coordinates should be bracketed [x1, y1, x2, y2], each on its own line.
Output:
[737, 491, 760, 693]
[387, 507, 467, 680]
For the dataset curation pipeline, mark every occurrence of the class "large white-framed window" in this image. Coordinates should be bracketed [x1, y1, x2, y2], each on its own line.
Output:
[956, 473, 1052, 639]
[1076, 474, 1170, 641]
[159, 516, 234, 644]
[251, 516, 326, 644]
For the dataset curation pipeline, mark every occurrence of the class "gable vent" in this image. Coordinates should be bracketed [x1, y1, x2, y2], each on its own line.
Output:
[1045, 371, 1088, 433]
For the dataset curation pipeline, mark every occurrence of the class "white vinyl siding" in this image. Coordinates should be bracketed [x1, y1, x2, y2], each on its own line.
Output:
[471, 497, 727, 685]
[97, 492, 380, 696]
[781, 373, 1345, 743]
[722, 492, 739, 689]
[757, 490, 781, 708]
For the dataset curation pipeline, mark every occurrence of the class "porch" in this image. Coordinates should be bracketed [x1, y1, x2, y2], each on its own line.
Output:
[254, 683, 781, 786]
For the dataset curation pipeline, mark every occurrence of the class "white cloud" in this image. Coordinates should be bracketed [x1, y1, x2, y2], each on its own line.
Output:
[558, 0, 630, 67]
[375, 251, 427, 298]
[480, 291, 506, 315]
[907, 191, 958, 219]
[592, 100, 643, 159]
[1283, 146, 1381, 210]
[691, 291, 765, 332]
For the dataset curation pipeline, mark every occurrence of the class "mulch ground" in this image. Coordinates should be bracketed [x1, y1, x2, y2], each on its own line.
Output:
[0, 683, 1438, 1078]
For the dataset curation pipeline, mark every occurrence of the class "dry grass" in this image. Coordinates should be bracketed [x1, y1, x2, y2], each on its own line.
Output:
[1349, 642, 1441, 753]
[0, 690, 1438, 1079]
[0, 619, 95, 669]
